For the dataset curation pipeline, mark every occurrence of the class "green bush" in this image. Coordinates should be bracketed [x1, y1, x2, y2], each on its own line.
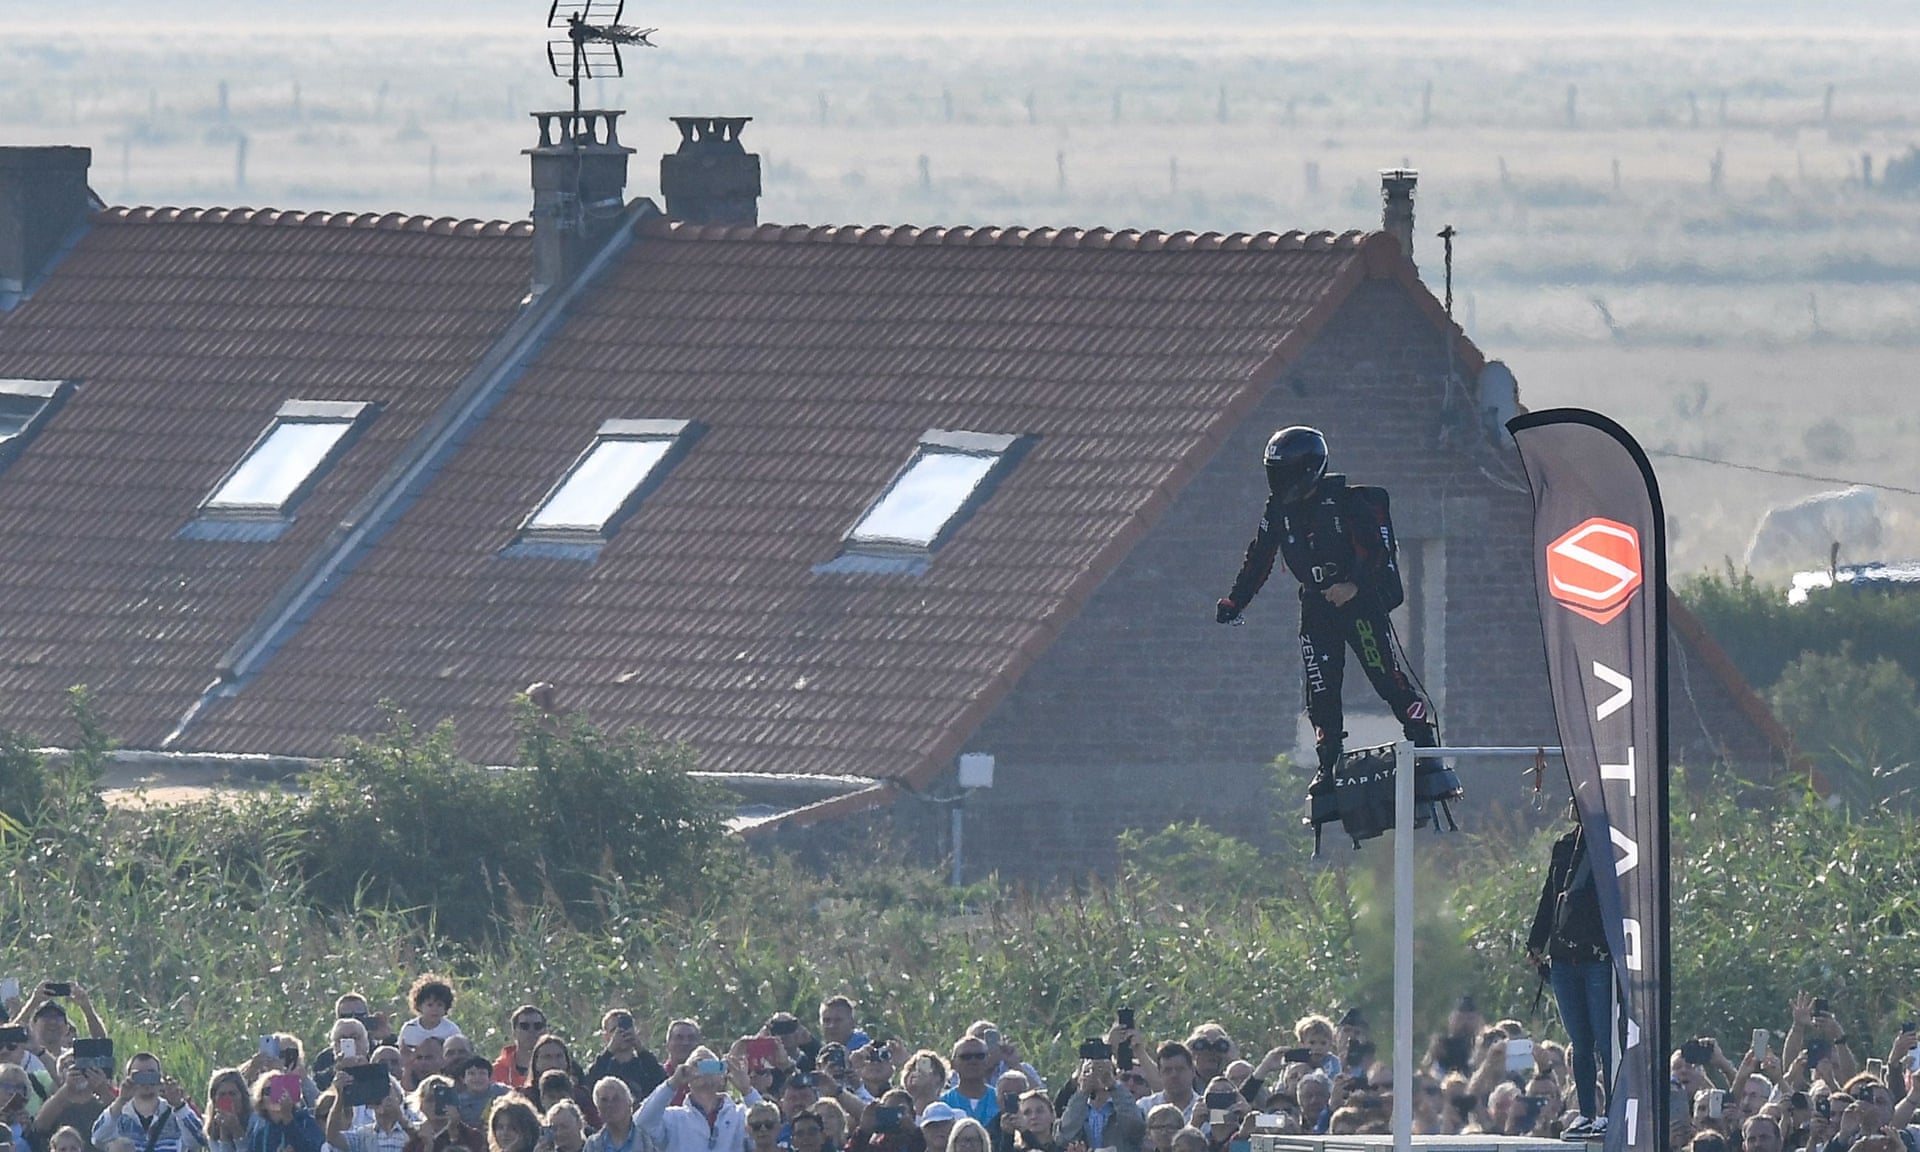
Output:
[1770, 646, 1920, 807]
[194, 703, 736, 941]
[1679, 568, 1920, 690]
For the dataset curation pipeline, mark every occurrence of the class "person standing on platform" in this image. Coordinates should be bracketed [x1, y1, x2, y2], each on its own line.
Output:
[1528, 805, 1614, 1142]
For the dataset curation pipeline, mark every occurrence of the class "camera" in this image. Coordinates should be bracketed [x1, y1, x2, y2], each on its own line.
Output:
[1078, 1039, 1111, 1061]
[868, 1042, 890, 1063]
[613, 1014, 634, 1032]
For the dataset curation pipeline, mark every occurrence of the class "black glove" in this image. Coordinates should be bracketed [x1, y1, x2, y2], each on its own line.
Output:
[1216, 598, 1241, 624]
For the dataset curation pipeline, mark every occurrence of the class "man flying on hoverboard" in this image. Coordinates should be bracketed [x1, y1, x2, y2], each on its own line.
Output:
[1215, 426, 1461, 837]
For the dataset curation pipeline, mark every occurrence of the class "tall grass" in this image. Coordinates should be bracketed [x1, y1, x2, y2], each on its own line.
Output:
[0, 710, 1913, 1097]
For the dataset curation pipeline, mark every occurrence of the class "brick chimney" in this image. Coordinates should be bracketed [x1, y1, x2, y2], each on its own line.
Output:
[660, 117, 761, 226]
[0, 147, 92, 308]
[1380, 168, 1418, 271]
[525, 110, 635, 298]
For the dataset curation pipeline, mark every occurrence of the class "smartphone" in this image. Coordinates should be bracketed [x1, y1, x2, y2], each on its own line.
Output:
[1907, 1049, 1920, 1075]
[130, 1070, 163, 1087]
[1506, 1038, 1535, 1075]
[1806, 1039, 1833, 1069]
[0, 980, 17, 1003]
[1866, 1059, 1886, 1082]
[215, 1097, 236, 1115]
[1078, 1039, 1111, 1061]
[71, 1038, 113, 1072]
[1815, 1095, 1831, 1120]
[1706, 1089, 1724, 1119]
[1752, 1029, 1770, 1061]
[874, 1106, 904, 1134]
[434, 1085, 459, 1107]
[1116, 1008, 1135, 1029]
[695, 1058, 727, 1076]
[1284, 1047, 1314, 1065]
[1813, 998, 1831, 1016]
[1204, 1091, 1238, 1113]
[770, 1018, 800, 1037]
[339, 1039, 359, 1058]
[743, 1037, 780, 1070]
[43, 982, 70, 997]
[1904, 1021, 1917, 1035]
[1520, 1095, 1548, 1129]
[613, 1014, 634, 1032]
[260, 1036, 282, 1060]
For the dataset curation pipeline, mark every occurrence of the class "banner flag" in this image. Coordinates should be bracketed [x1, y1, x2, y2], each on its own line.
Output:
[1508, 409, 1669, 1152]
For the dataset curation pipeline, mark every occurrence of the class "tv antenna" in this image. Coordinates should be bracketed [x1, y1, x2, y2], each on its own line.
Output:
[545, 1, 655, 126]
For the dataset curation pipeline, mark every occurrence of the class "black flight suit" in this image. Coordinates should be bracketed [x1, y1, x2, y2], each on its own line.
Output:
[1222, 473, 1436, 778]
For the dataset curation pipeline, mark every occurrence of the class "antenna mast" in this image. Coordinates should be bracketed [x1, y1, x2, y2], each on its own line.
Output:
[546, 1, 655, 127]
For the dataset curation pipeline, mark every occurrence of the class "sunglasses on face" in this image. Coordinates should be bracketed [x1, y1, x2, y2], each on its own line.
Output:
[749, 1122, 779, 1132]
[957, 1051, 988, 1061]
[1191, 1040, 1230, 1053]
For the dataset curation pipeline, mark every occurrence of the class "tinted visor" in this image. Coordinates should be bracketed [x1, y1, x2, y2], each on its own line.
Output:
[1267, 456, 1321, 503]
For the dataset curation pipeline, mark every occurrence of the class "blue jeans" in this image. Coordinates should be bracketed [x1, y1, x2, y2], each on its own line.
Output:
[1550, 958, 1615, 1117]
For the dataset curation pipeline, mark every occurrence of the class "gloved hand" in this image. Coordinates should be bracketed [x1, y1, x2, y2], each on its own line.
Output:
[1215, 598, 1241, 624]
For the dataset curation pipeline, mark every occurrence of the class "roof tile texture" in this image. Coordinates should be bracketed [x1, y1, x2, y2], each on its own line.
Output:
[187, 220, 1371, 776]
[0, 211, 531, 745]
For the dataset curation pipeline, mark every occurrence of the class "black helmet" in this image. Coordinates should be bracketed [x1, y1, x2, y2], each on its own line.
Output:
[1265, 426, 1328, 504]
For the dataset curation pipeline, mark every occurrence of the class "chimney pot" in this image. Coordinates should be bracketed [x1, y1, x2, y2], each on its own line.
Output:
[660, 116, 762, 227]
[524, 109, 636, 298]
[0, 146, 93, 308]
[1379, 167, 1418, 270]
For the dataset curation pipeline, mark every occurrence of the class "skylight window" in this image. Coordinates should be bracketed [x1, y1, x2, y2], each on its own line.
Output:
[201, 400, 372, 518]
[0, 379, 72, 468]
[519, 419, 694, 541]
[845, 430, 1022, 553]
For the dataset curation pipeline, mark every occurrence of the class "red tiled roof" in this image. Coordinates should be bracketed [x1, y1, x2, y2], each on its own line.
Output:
[0, 207, 532, 745]
[184, 218, 1411, 779]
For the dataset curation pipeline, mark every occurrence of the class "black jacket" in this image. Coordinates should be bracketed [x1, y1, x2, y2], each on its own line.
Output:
[1227, 476, 1399, 610]
[1527, 826, 1611, 964]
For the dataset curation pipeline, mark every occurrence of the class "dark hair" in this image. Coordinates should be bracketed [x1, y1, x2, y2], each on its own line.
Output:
[488, 1098, 541, 1152]
[535, 1070, 573, 1110]
[457, 1055, 494, 1077]
[1156, 1042, 1193, 1066]
[410, 974, 456, 1012]
[30, 1002, 66, 1022]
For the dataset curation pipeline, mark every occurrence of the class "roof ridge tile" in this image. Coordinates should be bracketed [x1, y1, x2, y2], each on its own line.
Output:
[92, 205, 527, 236]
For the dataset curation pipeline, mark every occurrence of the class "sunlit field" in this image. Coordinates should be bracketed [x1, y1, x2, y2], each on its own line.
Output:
[5, 1, 1918, 577]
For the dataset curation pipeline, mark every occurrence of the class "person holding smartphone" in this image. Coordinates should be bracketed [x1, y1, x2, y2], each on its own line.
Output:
[13, 987, 106, 1082]
[91, 1055, 205, 1152]
[636, 1047, 761, 1152]
[199, 1070, 253, 1152]
[1059, 1052, 1143, 1152]
[585, 1011, 664, 1104]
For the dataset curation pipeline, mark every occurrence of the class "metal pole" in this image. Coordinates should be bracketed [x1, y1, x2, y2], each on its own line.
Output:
[951, 801, 964, 887]
[1392, 740, 1413, 1152]
[1424, 746, 1564, 757]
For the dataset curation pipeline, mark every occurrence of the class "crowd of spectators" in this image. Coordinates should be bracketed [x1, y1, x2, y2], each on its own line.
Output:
[2, 975, 1917, 1152]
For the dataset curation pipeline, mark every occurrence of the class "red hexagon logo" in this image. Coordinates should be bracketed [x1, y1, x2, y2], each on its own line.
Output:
[1546, 517, 1643, 625]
